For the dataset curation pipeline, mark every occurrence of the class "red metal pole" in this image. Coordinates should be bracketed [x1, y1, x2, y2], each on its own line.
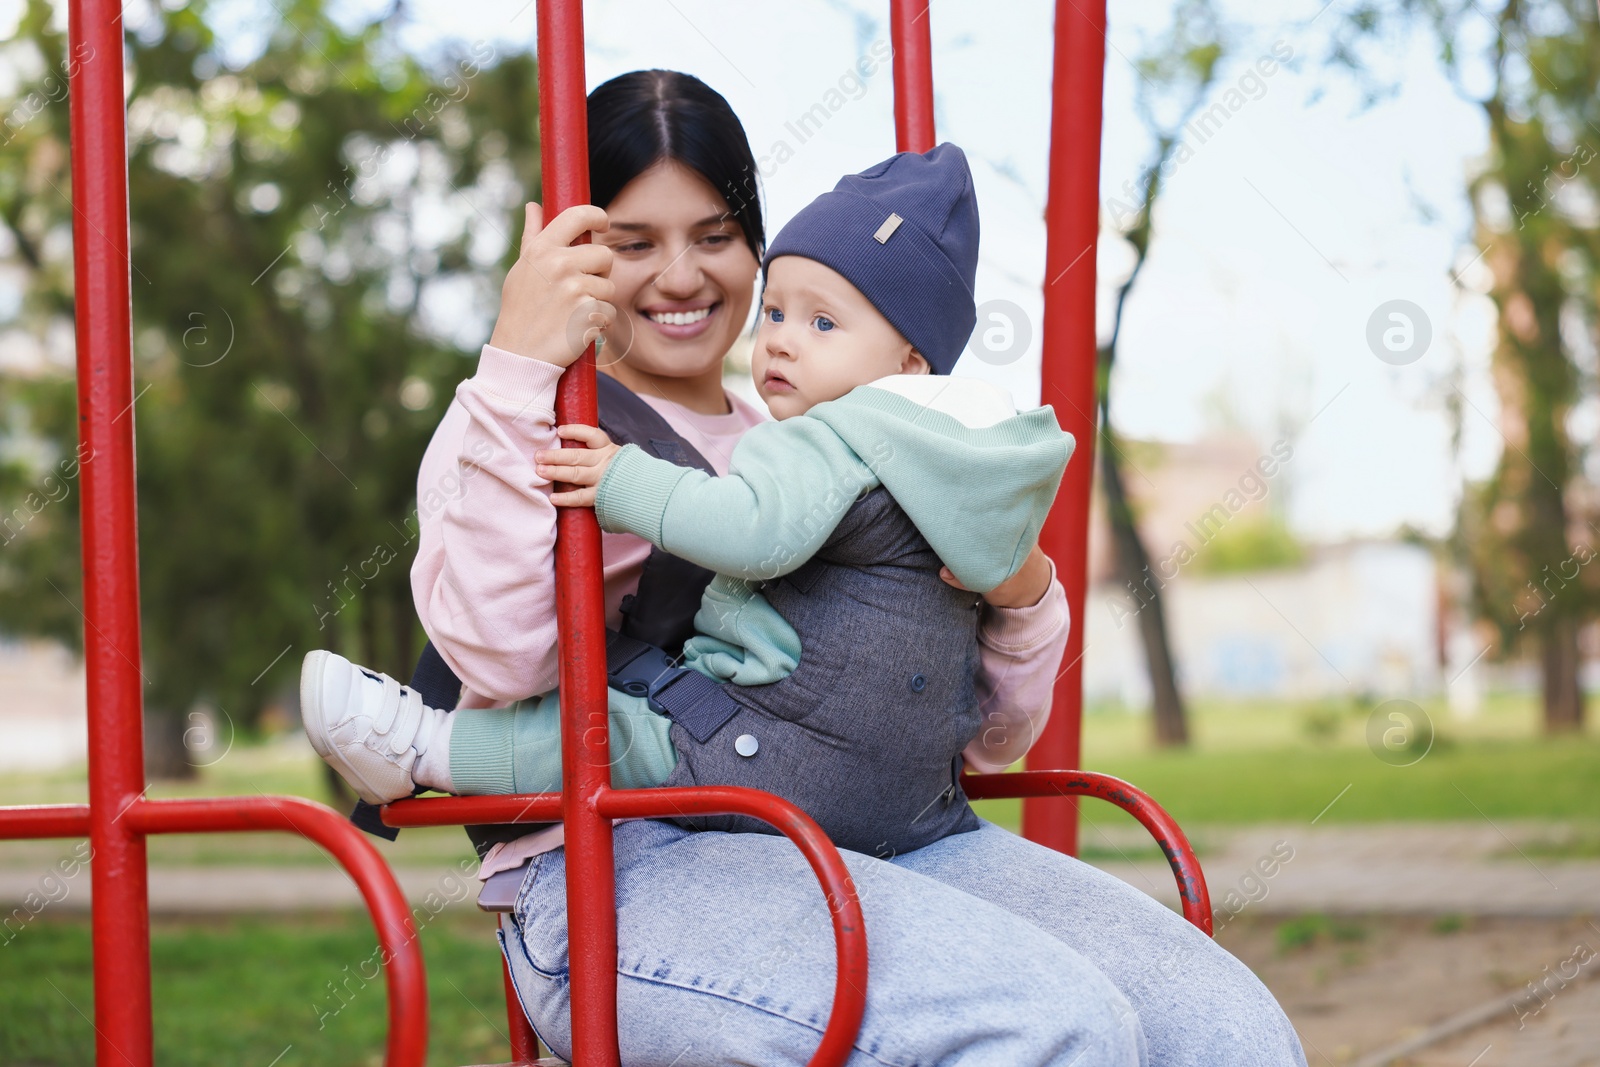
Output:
[1025, 0, 1108, 856]
[534, 3, 622, 1066]
[503, 956, 541, 1064]
[889, 0, 935, 152]
[66, 0, 156, 1061]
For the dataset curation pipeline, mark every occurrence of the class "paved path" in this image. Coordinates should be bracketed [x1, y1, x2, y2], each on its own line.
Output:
[0, 863, 486, 914]
[3, 822, 1596, 916]
[1096, 822, 1600, 919]
[1412, 977, 1600, 1067]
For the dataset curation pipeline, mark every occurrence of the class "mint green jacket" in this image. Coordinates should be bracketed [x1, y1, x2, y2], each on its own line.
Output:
[594, 374, 1075, 687]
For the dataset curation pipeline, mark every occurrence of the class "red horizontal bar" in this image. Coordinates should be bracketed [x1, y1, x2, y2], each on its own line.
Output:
[596, 786, 867, 1067]
[383, 793, 563, 828]
[964, 770, 1212, 934]
[0, 804, 91, 840]
[123, 796, 428, 1067]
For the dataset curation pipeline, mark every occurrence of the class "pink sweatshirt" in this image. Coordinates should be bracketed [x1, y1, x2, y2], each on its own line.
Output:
[412, 345, 1072, 864]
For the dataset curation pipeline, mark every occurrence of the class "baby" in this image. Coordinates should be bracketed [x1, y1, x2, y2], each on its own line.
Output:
[302, 142, 1074, 856]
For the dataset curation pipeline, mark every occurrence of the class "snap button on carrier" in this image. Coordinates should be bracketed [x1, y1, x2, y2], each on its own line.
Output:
[909, 673, 927, 692]
[734, 733, 760, 757]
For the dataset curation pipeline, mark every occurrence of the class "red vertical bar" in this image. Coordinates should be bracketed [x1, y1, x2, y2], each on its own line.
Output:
[534, 3, 621, 1066]
[67, 1, 154, 1063]
[889, 0, 935, 152]
[1024, 0, 1107, 856]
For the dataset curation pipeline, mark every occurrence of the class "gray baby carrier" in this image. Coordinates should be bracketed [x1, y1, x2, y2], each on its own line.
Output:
[357, 373, 982, 856]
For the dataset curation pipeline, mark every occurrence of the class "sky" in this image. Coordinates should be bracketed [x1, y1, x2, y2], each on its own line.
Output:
[2, 0, 1517, 546]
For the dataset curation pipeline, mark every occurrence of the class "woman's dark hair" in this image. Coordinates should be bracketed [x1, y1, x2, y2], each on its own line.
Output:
[587, 70, 765, 261]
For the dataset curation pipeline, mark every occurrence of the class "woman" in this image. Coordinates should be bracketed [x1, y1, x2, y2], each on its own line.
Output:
[415, 69, 1304, 1066]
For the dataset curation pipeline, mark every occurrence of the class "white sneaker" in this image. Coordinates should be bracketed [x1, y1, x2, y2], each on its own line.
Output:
[300, 650, 446, 805]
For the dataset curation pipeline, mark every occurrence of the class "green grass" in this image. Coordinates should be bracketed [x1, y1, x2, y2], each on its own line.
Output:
[969, 691, 1600, 835]
[3, 694, 1600, 876]
[972, 734, 1600, 830]
[1, 745, 516, 1064]
[1271, 913, 1369, 954]
[3, 691, 1598, 873]
[1, 692, 1596, 1061]
[0, 910, 514, 1067]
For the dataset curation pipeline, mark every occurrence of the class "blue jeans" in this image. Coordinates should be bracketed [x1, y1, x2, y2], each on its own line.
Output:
[887, 820, 1306, 1065]
[500, 819, 1303, 1066]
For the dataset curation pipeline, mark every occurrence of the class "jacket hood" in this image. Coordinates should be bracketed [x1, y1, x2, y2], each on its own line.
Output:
[805, 375, 1074, 593]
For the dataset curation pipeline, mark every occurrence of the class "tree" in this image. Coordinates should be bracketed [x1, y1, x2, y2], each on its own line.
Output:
[1097, 0, 1231, 747]
[1329, 0, 1599, 733]
[0, 0, 542, 775]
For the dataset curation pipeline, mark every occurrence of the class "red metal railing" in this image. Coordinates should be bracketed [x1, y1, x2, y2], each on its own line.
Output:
[0, 2, 434, 1065]
[0, 2, 1206, 1066]
[965, 772, 1212, 933]
[535, 2, 626, 1060]
[890, 0, 936, 153]
[1030, 0, 1110, 857]
[66, 0, 154, 1058]
[886, 0, 1113, 856]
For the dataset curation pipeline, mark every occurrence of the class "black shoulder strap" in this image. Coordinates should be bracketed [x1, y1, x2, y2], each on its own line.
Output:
[605, 630, 738, 744]
[594, 372, 718, 474]
[409, 640, 465, 712]
[593, 373, 719, 655]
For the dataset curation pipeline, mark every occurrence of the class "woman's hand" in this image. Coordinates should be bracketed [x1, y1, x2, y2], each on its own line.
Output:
[940, 544, 1053, 609]
[488, 203, 617, 367]
[535, 425, 623, 507]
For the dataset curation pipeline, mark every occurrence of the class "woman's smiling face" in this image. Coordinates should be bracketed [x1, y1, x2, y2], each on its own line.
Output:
[593, 160, 760, 384]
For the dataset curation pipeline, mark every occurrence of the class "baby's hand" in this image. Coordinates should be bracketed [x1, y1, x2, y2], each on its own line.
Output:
[535, 424, 621, 507]
[940, 544, 1053, 609]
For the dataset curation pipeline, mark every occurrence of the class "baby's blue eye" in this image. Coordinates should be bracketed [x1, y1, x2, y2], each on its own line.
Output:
[766, 307, 784, 324]
[814, 316, 835, 332]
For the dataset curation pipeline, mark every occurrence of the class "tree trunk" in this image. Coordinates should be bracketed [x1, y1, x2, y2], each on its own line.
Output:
[1101, 430, 1190, 747]
[322, 760, 359, 812]
[1540, 613, 1586, 733]
[144, 708, 198, 781]
[358, 595, 380, 675]
[1470, 11, 1591, 736]
[391, 590, 418, 681]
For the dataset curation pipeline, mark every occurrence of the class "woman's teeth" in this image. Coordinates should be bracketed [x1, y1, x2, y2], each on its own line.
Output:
[648, 307, 712, 326]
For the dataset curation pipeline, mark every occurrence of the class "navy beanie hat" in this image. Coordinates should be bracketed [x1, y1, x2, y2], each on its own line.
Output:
[761, 142, 978, 375]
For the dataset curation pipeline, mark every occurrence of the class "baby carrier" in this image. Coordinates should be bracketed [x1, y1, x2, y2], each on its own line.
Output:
[355, 373, 983, 856]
